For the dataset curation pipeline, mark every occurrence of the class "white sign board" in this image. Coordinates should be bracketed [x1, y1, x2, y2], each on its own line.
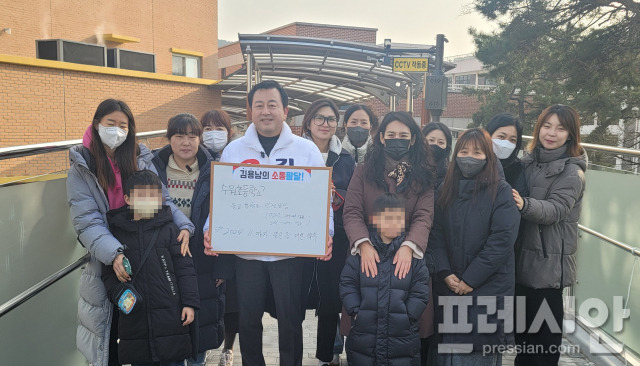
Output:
[209, 162, 332, 257]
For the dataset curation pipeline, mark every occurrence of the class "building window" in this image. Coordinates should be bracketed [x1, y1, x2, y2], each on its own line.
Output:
[172, 54, 200, 78]
[455, 74, 476, 85]
[478, 75, 496, 86]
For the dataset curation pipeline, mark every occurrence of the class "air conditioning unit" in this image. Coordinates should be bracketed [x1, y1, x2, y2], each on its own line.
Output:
[36, 39, 107, 67]
[107, 48, 156, 72]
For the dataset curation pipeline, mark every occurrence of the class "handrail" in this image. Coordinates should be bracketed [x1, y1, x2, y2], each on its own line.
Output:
[448, 127, 640, 157]
[579, 224, 640, 258]
[0, 253, 90, 318]
[0, 130, 167, 161]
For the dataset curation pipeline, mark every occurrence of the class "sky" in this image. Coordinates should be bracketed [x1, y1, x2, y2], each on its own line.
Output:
[218, 0, 497, 57]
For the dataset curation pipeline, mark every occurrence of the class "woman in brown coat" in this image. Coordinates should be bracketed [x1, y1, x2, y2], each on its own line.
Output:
[342, 111, 436, 343]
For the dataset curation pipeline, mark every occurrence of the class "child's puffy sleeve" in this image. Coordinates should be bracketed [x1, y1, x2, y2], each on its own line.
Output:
[169, 224, 200, 309]
[339, 255, 362, 316]
[406, 258, 430, 322]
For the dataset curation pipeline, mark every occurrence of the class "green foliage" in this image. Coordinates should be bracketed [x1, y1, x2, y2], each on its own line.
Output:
[469, 0, 640, 152]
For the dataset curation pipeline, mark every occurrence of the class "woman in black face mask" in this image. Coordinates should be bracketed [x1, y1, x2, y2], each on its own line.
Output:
[430, 128, 520, 366]
[422, 122, 452, 188]
[341, 104, 378, 164]
[342, 111, 436, 342]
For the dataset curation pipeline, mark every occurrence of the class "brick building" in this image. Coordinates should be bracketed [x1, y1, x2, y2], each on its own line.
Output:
[0, 0, 221, 177]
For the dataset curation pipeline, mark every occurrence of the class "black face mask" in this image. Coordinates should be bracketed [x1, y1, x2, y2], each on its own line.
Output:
[347, 126, 370, 147]
[384, 139, 411, 160]
[430, 145, 448, 162]
[456, 156, 487, 178]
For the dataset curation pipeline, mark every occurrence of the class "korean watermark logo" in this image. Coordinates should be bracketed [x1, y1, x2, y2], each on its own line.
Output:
[436, 296, 629, 355]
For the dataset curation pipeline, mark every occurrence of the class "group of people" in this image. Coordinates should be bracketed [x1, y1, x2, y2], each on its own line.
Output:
[67, 79, 586, 366]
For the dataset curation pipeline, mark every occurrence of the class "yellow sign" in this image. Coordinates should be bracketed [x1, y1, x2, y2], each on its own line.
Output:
[392, 58, 430, 72]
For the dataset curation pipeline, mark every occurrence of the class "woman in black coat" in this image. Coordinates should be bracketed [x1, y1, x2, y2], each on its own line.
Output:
[485, 113, 528, 197]
[152, 114, 234, 366]
[301, 98, 356, 366]
[430, 128, 520, 365]
[422, 122, 452, 188]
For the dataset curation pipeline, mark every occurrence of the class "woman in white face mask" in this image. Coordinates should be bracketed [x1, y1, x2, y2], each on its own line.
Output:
[66, 99, 195, 366]
[485, 113, 528, 197]
[200, 109, 232, 161]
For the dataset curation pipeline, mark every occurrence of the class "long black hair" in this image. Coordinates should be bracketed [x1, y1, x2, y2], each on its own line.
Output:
[363, 111, 434, 194]
[89, 99, 139, 192]
[422, 122, 453, 160]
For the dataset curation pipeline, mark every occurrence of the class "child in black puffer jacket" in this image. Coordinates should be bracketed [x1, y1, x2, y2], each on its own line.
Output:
[340, 193, 430, 366]
[102, 170, 199, 366]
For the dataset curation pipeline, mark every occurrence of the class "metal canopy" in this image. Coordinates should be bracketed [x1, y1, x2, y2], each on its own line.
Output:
[212, 34, 449, 121]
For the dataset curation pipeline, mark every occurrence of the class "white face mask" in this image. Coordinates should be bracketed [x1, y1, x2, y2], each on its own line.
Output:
[492, 138, 517, 160]
[98, 124, 128, 150]
[203, 130, 228, 152]
[130, 199, 162, 219]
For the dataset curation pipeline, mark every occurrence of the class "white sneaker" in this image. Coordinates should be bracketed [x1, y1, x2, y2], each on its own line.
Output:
[219, 349, 234, 366]
[329, 354, 340, 365]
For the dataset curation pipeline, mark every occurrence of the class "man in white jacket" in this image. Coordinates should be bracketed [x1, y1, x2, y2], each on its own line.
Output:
[204, 80, 333, 366]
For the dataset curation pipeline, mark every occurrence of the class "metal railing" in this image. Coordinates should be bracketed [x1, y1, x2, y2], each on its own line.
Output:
[0, 254, 90, 318]
[0, 130, 168, 161]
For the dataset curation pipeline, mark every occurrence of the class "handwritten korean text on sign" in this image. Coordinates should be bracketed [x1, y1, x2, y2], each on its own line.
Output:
[209, 163, 332, 257]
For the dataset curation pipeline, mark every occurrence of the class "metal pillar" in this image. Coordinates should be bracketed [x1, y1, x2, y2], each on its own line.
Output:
[245, 46, 253, 120]
[406, 84, 413, 114]
[389, 94, 396, 111]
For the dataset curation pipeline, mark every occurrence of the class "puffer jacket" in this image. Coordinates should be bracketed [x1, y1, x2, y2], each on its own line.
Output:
[152, 145, 234, 353]
[340, 234, 430, 366]
[430, 178, 520, 350]
[67, 144, 194, 366]
[516, 146, 587, 289]
[102, 205, 199, 364]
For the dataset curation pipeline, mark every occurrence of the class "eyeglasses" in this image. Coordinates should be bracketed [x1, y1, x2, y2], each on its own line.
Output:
[312, 115, 338, 127]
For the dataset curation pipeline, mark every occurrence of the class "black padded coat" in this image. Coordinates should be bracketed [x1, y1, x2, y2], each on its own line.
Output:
[102, 205, 199, 364]
[340, 234, 430, 366]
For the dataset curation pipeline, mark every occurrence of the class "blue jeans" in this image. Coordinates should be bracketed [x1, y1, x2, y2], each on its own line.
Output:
[186, 351, 206, 366]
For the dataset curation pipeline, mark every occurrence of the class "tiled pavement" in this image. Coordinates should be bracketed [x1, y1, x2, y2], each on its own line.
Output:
[203, 311, 595, 366]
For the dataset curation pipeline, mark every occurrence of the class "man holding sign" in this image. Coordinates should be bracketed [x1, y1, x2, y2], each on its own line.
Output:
[204, 80, 333, 366]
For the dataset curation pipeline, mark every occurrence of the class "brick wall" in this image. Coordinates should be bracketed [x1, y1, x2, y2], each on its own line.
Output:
[0, 0, 218, 79]
[295, 24, 376, 44]
[0, 62, 221, 177]
[441, 92, 483, 119]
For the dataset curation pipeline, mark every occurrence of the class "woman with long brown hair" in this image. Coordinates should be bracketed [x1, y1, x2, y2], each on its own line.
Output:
[512, 105, 587, 365]
[67, 99, 194, 366]
[430, 128, 520, 365]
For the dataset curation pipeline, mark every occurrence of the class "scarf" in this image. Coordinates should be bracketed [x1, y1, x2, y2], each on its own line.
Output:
[388, 161, 412, 193]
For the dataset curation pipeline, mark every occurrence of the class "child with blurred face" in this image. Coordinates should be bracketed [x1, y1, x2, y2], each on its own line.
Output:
[101, 170, 200, 366]
[125, 185, 163, 220]
[340, 193, 430, 366]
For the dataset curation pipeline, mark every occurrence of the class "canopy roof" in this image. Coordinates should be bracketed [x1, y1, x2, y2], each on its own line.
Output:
[212, 34, 453, 120]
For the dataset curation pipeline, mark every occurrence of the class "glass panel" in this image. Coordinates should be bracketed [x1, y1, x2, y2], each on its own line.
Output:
[0, 175, 87, 365]
[573, 169, 640, 358]
[0, 267, 85, 365]
[185, 57, 199, 78]
[172, 55, 184, 76]
[0, 176, 87, 304]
